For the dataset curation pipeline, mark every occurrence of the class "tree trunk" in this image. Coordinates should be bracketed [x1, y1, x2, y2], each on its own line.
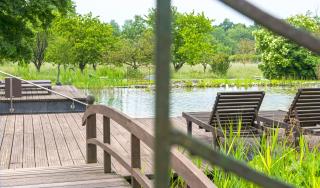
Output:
[173, 62, 184, 72]
[92, 63, 97, 71]
[79, 62, 86, 73]
[132, 61, 138, 70]
[202, 63, 207, 73]
[56, 64, 62, 85]
[32, 32, 48, 72]
[35, 62, 41, 72]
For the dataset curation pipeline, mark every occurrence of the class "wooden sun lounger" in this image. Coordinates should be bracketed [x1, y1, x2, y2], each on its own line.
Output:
[258, 88, 320, 146]
[182, 91, 265, 148]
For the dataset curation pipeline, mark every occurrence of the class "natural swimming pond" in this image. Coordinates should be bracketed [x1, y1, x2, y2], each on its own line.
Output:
[83, 85, 319, 118]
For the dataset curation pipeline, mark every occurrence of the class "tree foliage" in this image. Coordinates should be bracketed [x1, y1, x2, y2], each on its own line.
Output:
[107, 30, 153, 70]
[254, 14, 320, 79]
[0, 0, 73, 62]
[48, 14, 114, 72]
[213, 21, 256, 55]
[173, 11, 215, 71]
[106, 15, 153, 70]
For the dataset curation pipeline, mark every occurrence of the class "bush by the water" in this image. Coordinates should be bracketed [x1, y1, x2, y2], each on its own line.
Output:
[254, 14, 320, 80]
[210, 53, 230, 75]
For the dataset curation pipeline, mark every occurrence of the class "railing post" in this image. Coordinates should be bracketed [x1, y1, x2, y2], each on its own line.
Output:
[103, 116, 111, 173]
[86, 96, 97, 163]
[131, 134, 141, 188]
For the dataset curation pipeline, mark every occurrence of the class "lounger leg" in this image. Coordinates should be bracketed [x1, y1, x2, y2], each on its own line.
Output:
[212, 131, 219, 150]
[285, 126, 292, 137]
[294, 129, 301, 147]
[187, 121, 192, 136]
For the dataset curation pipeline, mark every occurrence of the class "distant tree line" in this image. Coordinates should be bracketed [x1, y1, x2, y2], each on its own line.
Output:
[1, 1, 320, 80]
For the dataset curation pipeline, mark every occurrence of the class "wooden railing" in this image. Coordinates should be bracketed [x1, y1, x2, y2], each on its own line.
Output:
[82, 104, 216, 188]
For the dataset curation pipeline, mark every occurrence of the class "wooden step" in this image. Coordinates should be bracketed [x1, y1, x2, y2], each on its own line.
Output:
[0, 164, 131, 188]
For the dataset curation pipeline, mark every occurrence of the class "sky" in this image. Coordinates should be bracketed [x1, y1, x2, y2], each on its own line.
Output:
[73, 0, 320, 26]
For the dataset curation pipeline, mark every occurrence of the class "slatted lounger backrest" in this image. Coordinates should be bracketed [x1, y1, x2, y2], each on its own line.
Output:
[208, 91, 265, 128]
[285, 88, 320, 127]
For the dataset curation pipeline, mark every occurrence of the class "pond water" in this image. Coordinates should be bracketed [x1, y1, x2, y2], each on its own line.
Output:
[83, 85, 318, 118]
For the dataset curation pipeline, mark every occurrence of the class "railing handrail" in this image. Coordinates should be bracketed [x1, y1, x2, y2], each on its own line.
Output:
[0, 70, 87, 106]
[83, 105, 292, 188]
[82, 104, 216, 188]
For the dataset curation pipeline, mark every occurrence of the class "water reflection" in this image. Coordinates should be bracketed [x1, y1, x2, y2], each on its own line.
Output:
[83, 86, 305, 118]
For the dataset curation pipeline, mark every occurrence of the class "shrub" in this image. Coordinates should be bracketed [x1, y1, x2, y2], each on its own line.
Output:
[254, 14, 320, 79]
[210, 53, 230, 75]
[229, 54, 260, 63]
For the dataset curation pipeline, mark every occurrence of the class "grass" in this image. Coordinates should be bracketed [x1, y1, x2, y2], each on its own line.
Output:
[170, 126, 320, 187]
[172, 63, 262, 80]
[1, 62, 320, 89]
[0, 62, 153, 88]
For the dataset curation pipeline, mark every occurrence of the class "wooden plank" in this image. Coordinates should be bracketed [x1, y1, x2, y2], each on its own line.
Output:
[4, 178, 131, 188]
[0, 164, 103, 176]
[9, 114, 24, 169]
[69, 113, 105, 165]
[0, 165, 130, 188]
[22, 115, 35, 168]
[55, 113, 85, 165]
[62, 113, 87, 163]
[33, 114, 49, 167]
[47, 114, 73, 166]
[0, 115, 8, 151]
[0, 115, 15, 169]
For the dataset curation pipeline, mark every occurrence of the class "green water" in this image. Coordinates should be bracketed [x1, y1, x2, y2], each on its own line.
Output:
[83, 85, 316, 118]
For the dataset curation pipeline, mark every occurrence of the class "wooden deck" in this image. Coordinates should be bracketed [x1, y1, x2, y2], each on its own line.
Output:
[0, 113, 213, 177]
[0, 86, 87, 114]
[0, 85, 86, 102]
[0, 164, 130, 187]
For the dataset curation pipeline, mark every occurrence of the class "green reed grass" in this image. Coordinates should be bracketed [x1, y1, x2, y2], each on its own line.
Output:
[1, 62, 320, 89]
[170, 123, 320, 187]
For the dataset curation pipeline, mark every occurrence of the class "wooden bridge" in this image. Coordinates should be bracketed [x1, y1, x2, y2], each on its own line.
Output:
[0, 111, 214, 187]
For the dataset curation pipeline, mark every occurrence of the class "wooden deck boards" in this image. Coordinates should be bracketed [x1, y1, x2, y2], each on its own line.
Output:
[0, 85, 86, 102]
[0, 164, 130, 188]
[0, 113, 213, 176]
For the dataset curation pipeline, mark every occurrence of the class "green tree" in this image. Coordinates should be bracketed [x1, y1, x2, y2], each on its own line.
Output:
[50, 14, 114, 73]
[147, 8, 215, 72]
[219, 18, 234, 31]
[212, 27, 233, 55]
[254, 14, 320, 79]
[173, 11, 215, 71]
[106, 15, 152, 70]
[46, 36, 75, 84]
[122, 15, 147, 40]
[0, 0, 73, 63]
[107, 30, 153, 70]
[110, 20, 121, 36]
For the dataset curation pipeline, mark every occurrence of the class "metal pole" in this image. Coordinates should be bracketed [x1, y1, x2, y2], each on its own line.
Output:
[154, 0, 172, 187]
[9, 77, 14, 113]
